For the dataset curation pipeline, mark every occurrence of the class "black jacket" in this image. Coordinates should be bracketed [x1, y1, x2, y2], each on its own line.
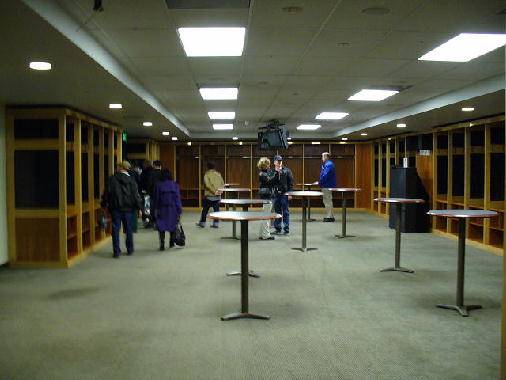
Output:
[148, 168, 163, 197]
[272, 166, 294, 194]
[139, 166, 152, 193]
[101, 172, 143, 211]
[258, 169, 279, 199]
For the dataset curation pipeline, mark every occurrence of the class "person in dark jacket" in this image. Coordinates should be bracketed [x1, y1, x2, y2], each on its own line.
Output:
[146, 160, 163, 228]
[272, 154, 294, 235]
[139, 160, 153, 225]
[152, 169, 183, 250]
[101, 161, 143, 258]
[257, 157, 278, 240]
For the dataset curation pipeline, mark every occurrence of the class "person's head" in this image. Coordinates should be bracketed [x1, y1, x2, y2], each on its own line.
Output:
[207, 161, 216, 170]
[273, 155, 282, 167]
[118, 160, 131, 172]
[160, 169, 173, 181]
[322, 152, 330, 162]
[257, 157, 270, 170]
[143, 160, 152, 169]
[153, 160, 162, 169]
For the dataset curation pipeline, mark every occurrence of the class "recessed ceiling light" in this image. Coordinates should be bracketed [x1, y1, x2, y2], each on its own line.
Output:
[232, 136, 238, 140]
[341, 137, 348, 141]
[200, 88, 238, 100]
[348, 89, 398, 101]
[297, 124, 321, 130]
[316, 112, 349, 120]
[397, 123, 407, 128]
[109, 104, 122, 109]
[418, 33, 506, 62]
[361, 7, 390, 15]
[177, 27, 245, 57]
[29, 61, 51, 70]
[187, 142, 192, 146]
[288, 141, 293, 145]
[239, 141, 243, 145]
[143, 121, 153, 127]
[213, 124, 234, 130]
[208, 111, 235, 119]
[171, 137, 178, 141]
[462, 107, 475, 112]
[162, 131, 170, 136]
[361, 133, 368, 136]
[287, 137, 292, 140]
[311, 141, 321, 145]
[388, 137, 392, 140]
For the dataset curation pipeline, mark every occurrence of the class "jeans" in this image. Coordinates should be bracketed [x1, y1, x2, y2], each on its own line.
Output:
[111, 209, 134, 255]
[199, 197, 220, 224]
[273, 194, 289, 232]
[259, 202, 273, 238]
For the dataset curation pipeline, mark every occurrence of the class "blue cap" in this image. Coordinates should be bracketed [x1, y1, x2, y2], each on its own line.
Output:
[273, 155, 282, 161]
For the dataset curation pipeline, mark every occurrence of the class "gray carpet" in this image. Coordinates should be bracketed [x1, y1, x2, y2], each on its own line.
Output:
[0, 210, 501, 380]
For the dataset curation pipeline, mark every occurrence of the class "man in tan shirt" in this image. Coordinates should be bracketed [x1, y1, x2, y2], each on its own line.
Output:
[196, 161, 225, 228]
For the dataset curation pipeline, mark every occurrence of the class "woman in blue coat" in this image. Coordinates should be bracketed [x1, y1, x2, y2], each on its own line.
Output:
[152, 169, 183, 250]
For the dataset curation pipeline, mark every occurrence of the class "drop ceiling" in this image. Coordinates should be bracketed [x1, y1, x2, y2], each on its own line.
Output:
[1, 0, 504, 141]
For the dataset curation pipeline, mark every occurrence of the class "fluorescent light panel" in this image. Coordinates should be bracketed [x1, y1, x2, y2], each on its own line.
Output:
[232, 136, 238, 140]
[397, 123, 406, 128]
[348, 89, 398, 101]
[171, 137, 178, 141]
[109, 103, 122, 109]
[311, 142, 321, 145]
[360, 133, 368, 136]
[341, 137, 348, 141]
[143, 121, 152, 126]
[208, 111, 235, 119]
[316, 112, 349, 120]
[178, 27, 246, 57]
[200, 88, 238, 100]
[419, 33, 506, 62]
[213, 124, 233, 130]
[29, 61, 51, 70]
[462, 107, 475, 112]
[297, 124, 321, 130]
[162, 131, 170, 135]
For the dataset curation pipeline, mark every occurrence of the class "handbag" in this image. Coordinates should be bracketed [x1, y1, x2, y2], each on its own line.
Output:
[258, 187, 273, 198]
[174, 222, 186, 247]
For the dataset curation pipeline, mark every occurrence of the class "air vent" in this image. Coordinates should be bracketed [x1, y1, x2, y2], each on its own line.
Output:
[166, 0, 250, 9]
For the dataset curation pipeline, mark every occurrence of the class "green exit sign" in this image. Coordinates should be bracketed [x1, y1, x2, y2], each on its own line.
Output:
[122, 132, 127, 142]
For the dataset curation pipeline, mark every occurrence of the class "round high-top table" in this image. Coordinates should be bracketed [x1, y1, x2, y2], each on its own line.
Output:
[326, 187, 362, 238]
[220, 199, 271, 241]
[296, 183, 317, 221]
[374, 198, 425, 273]
[209, 211, 280, 321]
[220, 199, 272, 279]
[219, 187, 251, 198]
[286, 191, 323, 252]
[427, 209, 498, 317]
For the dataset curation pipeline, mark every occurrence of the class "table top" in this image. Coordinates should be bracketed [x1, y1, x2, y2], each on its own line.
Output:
[374, 197, 425, 204]
[220, 198, 271, 205]
[224, 183, 239, 187]
[209, 211, 281, 221]
[427, 209, 499, 218]
[326, 187, 362, 192]
[297, 183, 316, 187]
[286, 190, 323, 197]
[218, 188, 251, 192]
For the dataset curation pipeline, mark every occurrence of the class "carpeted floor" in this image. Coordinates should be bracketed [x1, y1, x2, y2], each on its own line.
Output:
[0, 210, 502, 380]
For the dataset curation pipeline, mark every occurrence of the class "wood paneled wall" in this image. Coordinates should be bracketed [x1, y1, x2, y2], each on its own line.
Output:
[355, 143, 372, 209]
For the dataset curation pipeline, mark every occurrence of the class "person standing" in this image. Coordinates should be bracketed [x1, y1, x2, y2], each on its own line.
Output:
[257, 157, 278, 240]
[139, 160, 153, 225]
[196, 162, 224, 228]
[317, 152, 337, 222]
[101, 161, 143, 258]
[152, 169, 182, 250]
[272, 154, 294, 235]
[147, 160, 163, 228]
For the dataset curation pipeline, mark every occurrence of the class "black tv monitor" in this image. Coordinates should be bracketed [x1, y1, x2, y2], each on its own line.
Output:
[257, 127, 289, 150]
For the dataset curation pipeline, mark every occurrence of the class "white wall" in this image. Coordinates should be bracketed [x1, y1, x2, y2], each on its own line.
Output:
[0, 105, 8, 265]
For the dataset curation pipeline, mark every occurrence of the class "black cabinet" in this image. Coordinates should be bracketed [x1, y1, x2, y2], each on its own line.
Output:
[388, 167, 430, 232]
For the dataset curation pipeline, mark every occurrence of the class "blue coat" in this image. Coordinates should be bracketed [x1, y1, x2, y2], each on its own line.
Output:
[319, 160, 337, 188]
[153, 180, 182, 232]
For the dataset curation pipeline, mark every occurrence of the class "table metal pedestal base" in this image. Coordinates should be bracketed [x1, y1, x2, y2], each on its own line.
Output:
[380, 266, 414, 274]
[221, 312, 270, 321]
[335, 234, 355, 239]
[226, 270, 259, 278]
[436, 304, 482, 317]
[291, 247, 318, 253]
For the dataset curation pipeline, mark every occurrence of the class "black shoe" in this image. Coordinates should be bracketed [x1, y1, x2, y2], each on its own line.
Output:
[113, 254, 120, 259]
[259, 236, 275, 240]
[126, 251, 133, 256]
[210, 224, 219, 228]
[196, 222, 205, 228]
[273, 230, 283, 235]
[169, 241, 175, 248]
[323, 218, 335, 222]
[283, 230, 289, 235]
[159, 244, 165, 251]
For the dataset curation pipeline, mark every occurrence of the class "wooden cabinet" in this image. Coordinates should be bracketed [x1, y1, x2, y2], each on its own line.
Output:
[6, 107, 122, 267]
[371, 115, 505, 255]
[125, 138, 160, 168]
